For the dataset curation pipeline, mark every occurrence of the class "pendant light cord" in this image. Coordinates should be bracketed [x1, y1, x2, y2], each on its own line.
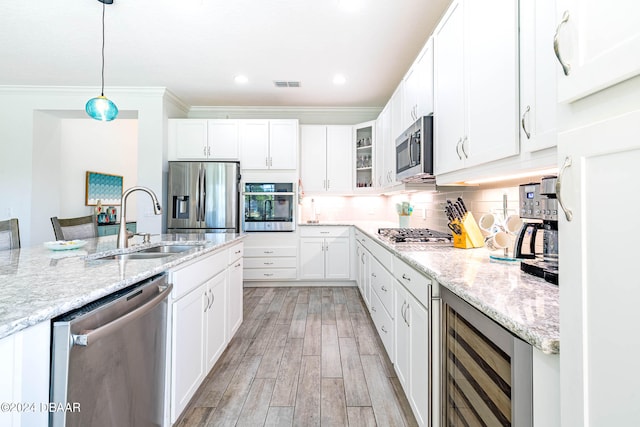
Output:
[100, 1, 106, 96]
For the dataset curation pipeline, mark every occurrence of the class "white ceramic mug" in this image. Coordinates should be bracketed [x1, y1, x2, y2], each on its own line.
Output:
[484, 231, 510, 251]
[504, 214, 523, 234]
[478, 213, 496, 232]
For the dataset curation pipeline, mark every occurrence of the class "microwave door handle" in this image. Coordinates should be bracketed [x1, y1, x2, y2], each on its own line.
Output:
[407, 136, 413, 166]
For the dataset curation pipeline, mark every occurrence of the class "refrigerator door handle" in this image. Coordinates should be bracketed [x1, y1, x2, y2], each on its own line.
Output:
[195, 165, 201, 222]
[201, 169, 207, 225]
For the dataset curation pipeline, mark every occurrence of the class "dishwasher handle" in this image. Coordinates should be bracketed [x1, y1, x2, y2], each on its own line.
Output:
[72, 283, 173, 347]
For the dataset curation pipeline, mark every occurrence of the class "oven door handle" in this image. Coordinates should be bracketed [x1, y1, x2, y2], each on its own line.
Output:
[72, 284, 173, 347]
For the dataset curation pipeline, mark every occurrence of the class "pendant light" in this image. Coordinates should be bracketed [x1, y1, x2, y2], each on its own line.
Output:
[85, 0, 118, 121]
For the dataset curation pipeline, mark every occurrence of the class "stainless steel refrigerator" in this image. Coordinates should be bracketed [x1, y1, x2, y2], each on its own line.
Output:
[167, 161, 240, 233]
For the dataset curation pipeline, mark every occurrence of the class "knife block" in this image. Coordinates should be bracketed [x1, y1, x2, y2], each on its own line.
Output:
[452, 212, 485, 249]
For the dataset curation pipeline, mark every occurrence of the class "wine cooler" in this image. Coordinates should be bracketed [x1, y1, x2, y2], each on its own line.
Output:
[441, 287, 533, 426]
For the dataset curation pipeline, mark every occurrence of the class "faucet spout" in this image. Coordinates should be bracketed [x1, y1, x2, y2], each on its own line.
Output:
[117, 186, 162, 249]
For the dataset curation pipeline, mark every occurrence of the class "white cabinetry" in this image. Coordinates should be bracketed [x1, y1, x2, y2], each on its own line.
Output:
[0, 322, 50, 427]
[402, 37, 434, 128]
[168, 119, 240, 160]
[519, 0, 567, 153]
[433, 0, 519, 175]
[300, 125, 352, 193]
[375, 104, 396, 188]
[393, 258, 431, 427]
[240, 119, 298, 170]
[558, 111, 640, 427]
[554, 0, 640, 103]
[354, 121, 375, 189]
[299, 226, 350, 280]
[168, 248, 232, 423]
[227, 243, 243, 337]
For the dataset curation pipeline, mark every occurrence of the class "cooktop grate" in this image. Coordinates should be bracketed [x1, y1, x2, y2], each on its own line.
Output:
[378, 228, 453, 243]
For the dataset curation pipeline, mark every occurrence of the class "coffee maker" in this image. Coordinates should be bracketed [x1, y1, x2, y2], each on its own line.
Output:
[515, 177, 559, 285]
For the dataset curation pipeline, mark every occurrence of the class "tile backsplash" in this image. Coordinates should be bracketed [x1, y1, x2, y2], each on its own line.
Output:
[298, 184, 528, 234]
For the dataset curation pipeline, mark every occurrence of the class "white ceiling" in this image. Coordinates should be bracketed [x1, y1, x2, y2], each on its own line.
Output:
[0, 0, 451, 108]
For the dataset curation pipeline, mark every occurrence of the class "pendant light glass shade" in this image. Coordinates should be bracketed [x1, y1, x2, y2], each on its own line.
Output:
[86, 96, 118, 121]
[86, 0, 118, 121]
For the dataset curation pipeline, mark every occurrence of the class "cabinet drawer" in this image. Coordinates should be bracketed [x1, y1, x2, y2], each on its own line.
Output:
[370, 257, 394, 317]
[244, 268, 297, 280]
[370, 290, 395, 361]
[393, 257, 431, 307]
[171, 250, 227, 299]
[228, 242, 243, 264]
[300, 226, 350, 238]
[244, 246, 297, 257]
[244, 257, 297, 269]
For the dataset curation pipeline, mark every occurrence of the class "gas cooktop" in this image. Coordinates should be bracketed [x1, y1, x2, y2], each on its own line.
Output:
[378, 228, 453, 243]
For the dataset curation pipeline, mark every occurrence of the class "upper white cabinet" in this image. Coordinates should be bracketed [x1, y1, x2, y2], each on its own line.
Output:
[402, 37, 434, 129]
[240, 119, 298, 170]
[354, 121, 375, 189]
[554, 0, 640, 103]
[520, 0, 565, 153]
[433, 0, 519, 175]
[168, 119, 240, 160]
[300, 125, 353, 193]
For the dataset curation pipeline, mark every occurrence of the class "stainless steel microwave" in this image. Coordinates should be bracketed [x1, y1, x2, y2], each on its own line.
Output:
[396, 115, 434, 182]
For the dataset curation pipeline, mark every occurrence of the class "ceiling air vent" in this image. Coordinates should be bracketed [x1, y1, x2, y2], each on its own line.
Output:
[274, 81, 301, 88]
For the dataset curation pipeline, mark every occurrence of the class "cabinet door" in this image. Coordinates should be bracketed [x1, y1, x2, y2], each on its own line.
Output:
[205, 271, 227, 371]
[408, 296, 430, 427]
[228, 258, 243, 337]
[375, 114, 385, 187]
[464, 0, 519, 167]
[326, 126, 353, 192]
[171, 120, 208, 160]
[299, 238, 326, 279]
[394, 283, 410, 391]
[403, 66, 418, 129]
[324, 237, 350, 280]
[520, 0, 562, 153]
[171, 283, 206, 422]
[208, 120, 239, 159]
[300, 125, 328, 192]
[558, 111, 640, 427]
[434, 0, 466, 175]
[417, 38, 434, 118]
[555, 0, 640, 103]
[239, 120, 270, 169]
[269, 120, 298, 169]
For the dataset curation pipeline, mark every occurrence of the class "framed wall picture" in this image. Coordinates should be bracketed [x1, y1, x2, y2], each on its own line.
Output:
[85, 171, 123, 206]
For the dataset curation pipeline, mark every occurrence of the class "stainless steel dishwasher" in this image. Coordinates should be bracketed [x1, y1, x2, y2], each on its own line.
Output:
[50, 274, 172, 427]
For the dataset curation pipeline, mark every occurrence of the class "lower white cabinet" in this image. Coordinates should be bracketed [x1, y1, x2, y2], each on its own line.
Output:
[397, 285, 430, 427]
[168, 245, 242, 424]
[355, 242, 370, 308]
[299, 226, 350, 280]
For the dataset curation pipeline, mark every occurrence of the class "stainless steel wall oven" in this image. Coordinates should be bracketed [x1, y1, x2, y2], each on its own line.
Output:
[243, 182, 296, 231]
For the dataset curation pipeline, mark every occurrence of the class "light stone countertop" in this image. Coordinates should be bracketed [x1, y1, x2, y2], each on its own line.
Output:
[0, 233, 246, 340]
[300, 221, 560, 354]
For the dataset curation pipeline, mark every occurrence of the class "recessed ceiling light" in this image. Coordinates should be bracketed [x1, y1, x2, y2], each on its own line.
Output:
[234, 75, 248, 84]
[333, 74, 347, 85]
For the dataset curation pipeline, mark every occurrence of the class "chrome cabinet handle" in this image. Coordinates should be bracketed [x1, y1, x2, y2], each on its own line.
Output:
[455, 138, 463, 160]
[521, 105, 531, 139]
[207, 146, 211, 157]
[264, 273, 274, 277]
[381, 325, 388, 333]
[203, 146, 207, 157]
[381, 285, 388, 292]
[371, 272, 377, 278]
[401, 301, 406, 323]
[327, 180, 330, 189]
[371, 306, 377, 312]
[209, 290, 215, 310]
[556, 156, 573, 221]
[461, 136, 469, 158]
[264, 262, 274, 265]
[405, 304, 410, 327]
[402, 273, 411, 281]
[554, 10, 571, 76]
[204, 290, 211, 312]
[264, 250, 274, 254]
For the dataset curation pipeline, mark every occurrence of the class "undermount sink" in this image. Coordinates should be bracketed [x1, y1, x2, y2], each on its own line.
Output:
[136, 245, 205, 254]
[93, 244, 205, 260]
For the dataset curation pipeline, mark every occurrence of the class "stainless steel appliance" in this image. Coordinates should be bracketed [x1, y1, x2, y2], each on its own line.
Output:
[441, 286, 533, 427]
[50, 274, 171, 427]
[395, 115, 434, 183]
[167, 161, 240, 233]
[243, 182, 296, 231]
[515, 177, 559, 284]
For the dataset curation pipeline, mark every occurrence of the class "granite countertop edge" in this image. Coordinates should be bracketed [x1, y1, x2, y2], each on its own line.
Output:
[0, 234, 246, 340]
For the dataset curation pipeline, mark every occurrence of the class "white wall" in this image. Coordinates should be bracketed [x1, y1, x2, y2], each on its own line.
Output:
[0, 86, 181, 246]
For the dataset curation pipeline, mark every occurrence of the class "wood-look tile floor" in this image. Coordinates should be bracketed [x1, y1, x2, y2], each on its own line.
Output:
[177, 286, 418, 427]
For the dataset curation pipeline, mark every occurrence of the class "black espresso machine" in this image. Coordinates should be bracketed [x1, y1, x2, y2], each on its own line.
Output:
[515, 177, 559, 285]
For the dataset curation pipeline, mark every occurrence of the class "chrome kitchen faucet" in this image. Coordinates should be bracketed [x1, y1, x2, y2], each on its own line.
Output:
[117, 186, 162, 249]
